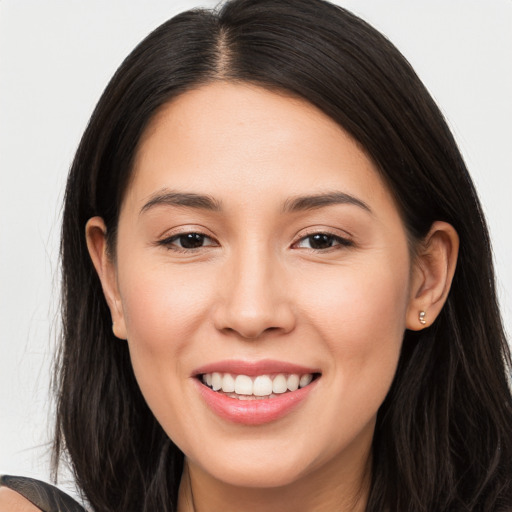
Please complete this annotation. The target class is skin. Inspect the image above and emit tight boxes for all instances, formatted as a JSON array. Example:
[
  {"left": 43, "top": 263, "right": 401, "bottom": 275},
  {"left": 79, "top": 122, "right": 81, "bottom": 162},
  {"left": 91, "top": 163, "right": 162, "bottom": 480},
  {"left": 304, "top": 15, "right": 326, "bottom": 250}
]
[
  {"left": 0, "top": 487, "right": 40, "bottom": 512},
  {"left": 86, "top": 82, "right": 458, "bottom": 512}
]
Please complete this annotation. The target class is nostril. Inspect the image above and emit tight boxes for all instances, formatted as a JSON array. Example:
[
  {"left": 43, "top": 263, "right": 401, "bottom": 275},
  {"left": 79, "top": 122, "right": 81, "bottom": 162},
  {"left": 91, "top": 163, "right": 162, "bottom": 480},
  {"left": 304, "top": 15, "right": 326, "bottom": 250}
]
[{"left": 212, "top": 288, "right": 296, "bottom": 339}]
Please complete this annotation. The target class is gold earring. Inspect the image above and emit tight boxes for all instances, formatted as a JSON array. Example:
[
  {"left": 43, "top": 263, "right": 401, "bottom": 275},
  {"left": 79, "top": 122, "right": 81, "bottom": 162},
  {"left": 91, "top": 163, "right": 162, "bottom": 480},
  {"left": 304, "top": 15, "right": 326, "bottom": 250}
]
[{"left": 419, "top": 311, "right": 426, "bottom": 325}]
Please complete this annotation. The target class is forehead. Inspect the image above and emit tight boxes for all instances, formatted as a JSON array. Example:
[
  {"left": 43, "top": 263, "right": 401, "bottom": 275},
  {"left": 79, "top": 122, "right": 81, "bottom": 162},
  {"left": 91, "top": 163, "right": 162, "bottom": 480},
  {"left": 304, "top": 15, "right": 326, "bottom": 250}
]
[{"left": 126, "top": 81, "right": 393, "bottom": 216}]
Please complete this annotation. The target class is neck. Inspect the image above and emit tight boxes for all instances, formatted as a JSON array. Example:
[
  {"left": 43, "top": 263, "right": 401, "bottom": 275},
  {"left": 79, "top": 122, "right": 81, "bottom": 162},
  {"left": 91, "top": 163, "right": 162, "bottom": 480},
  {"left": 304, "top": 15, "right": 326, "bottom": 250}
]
[{"left": 177, "top": 447, "right": 371, "bottom": 512}]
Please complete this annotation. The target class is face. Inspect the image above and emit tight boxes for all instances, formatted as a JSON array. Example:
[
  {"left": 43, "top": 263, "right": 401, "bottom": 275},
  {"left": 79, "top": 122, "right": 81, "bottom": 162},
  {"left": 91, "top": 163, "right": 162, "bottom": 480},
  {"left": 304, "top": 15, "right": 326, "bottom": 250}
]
[{"left": 97, "top": 82, "right": 418, "bottom": 492}]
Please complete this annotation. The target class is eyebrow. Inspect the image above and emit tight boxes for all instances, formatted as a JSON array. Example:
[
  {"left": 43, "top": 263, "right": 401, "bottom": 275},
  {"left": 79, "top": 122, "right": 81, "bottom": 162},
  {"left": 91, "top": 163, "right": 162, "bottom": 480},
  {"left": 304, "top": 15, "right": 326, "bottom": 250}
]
[
  {"left": 140, "top": 190, "right": 222, "bottom": 214},
  {"left": 282, "top": 192, "right": 371, "bottom": 214},
  {"left": 139, "top": 189, "right": 371, "bottom": 215}
]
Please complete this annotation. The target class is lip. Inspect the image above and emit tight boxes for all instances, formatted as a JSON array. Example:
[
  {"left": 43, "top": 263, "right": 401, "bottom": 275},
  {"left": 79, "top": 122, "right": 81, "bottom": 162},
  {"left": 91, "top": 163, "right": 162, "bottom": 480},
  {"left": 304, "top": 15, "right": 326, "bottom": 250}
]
[
  {"left": 192, "top": 359, "right": 320, "bottom": 425},
  {"left": 192, "top": 359, "right": 320, "bottom": 377}
]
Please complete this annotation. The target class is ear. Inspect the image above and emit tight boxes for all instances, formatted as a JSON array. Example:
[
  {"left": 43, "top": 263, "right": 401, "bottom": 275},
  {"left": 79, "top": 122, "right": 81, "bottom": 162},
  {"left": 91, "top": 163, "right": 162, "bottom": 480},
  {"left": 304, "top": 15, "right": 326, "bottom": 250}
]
[
  {"left": 406, "top": 221, "right": 459, "bottom": 330},
  {"left": 85, "top": 216, "right": 127, "bottom": 340}
]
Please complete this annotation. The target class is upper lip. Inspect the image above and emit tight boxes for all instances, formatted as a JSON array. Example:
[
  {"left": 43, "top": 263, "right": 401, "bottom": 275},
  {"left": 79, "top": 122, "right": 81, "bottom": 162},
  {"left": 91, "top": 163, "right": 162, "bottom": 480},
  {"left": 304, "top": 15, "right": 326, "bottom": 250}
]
[{"left": 192, "top": 359, "right": 321, "bottom": 377}]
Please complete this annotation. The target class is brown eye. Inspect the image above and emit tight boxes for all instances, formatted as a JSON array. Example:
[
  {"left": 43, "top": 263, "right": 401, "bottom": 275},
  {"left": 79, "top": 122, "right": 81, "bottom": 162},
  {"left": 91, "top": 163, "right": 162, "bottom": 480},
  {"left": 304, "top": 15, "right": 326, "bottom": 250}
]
[
  {"left": 295, "top": 233, "right": 352, "bottom": 250},
  {"left": 308, "top": 234, "right": 335, "bottom": 249},
  {"left": 160, "top": 232, "right": 216, "bottom": 251},
  {"left": 176, "top": 233, "right": 207, "bottom": 249}
]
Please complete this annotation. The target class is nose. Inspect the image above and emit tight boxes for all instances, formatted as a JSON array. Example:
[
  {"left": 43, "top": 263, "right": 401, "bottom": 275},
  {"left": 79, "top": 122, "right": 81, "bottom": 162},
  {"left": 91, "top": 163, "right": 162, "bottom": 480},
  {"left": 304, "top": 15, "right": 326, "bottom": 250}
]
[{"left": 212, "top": 246, "right": 296, "bottom": 340}]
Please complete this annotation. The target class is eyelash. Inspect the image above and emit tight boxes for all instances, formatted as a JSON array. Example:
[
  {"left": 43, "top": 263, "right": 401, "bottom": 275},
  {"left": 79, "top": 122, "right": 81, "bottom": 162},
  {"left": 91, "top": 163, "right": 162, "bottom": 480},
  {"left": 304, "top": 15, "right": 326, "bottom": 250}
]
[
  {"left": 157, "top": 232, "right": 218, "bottom": 253},
  {"left": 293, "top": 231, "right": 353, "bottom": 251},
  {"left": 157, "top": 230, "right": 353, "bottom": 253}
]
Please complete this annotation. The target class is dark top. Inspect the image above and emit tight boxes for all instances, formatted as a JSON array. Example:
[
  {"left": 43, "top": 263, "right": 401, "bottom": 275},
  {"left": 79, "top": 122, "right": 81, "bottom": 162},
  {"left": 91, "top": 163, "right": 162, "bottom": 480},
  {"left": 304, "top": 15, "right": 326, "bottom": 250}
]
[{"left": 0, "top": 475, "right": 86, "bottom": 512}]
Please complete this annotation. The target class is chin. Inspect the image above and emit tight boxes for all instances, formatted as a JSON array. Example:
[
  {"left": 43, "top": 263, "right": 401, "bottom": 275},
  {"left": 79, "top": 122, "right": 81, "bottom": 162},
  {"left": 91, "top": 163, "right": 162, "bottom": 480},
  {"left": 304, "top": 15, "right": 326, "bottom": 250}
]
[
  {"left": 201, "top": 459, "right": 310, "bottom": 489},
  {"left": 186, "top": 435, "right": 329, "bottom": 490}
]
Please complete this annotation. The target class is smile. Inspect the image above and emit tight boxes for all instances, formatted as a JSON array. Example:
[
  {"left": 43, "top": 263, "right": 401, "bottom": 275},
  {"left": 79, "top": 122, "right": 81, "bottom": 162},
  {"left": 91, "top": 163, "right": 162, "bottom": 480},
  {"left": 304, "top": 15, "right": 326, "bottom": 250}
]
[
  {"left": 200, "top": 372, "right": 315, "bottom": 399},
  {"left": 193, "top": 360, "right": 321, "bottom": 425}
]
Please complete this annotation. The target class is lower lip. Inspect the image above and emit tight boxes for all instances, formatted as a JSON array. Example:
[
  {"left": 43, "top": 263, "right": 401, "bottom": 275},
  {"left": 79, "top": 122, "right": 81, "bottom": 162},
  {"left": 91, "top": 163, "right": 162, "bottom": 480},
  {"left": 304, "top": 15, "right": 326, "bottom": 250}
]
[{"left": 194, "top": 378, "right": 319, "bottom": 425}]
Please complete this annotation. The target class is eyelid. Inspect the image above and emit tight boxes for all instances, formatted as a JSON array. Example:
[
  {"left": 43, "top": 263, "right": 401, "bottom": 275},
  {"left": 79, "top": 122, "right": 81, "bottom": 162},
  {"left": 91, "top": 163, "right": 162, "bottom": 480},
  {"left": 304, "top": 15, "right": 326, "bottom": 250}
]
[
  {"left": 153, "top": 225, "right": 354, "bottom": 252},
  {"left": 291, "top": 227, "right": 354, "bottom": 250},
  {"left": 155, "top": 225, "right": 219, "bottom": 252}
]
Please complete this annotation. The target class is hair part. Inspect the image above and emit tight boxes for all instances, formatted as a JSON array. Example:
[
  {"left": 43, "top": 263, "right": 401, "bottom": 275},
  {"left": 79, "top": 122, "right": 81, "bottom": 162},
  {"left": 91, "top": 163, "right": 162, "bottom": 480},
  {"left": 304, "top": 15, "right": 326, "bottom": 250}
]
[{"left": 55, "top": 1, "right": 512, "bottom": 511}]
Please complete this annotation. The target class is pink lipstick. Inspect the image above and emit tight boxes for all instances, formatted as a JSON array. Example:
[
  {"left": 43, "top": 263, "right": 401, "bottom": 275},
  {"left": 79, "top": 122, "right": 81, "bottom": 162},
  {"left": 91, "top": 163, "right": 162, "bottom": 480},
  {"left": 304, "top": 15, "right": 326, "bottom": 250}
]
[{"left": 192, "top": 359, "right": 320, "bottom": 425}]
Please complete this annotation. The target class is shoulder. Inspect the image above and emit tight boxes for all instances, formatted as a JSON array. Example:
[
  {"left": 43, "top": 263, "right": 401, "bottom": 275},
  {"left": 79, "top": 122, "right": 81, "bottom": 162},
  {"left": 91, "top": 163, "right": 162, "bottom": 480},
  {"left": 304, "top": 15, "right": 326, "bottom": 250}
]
[
  {"left": 0, "top": 486, "right": 41, "bottom": 511},
  {"left": 0, "top": 475, "right": 86, "bottom": 512}
]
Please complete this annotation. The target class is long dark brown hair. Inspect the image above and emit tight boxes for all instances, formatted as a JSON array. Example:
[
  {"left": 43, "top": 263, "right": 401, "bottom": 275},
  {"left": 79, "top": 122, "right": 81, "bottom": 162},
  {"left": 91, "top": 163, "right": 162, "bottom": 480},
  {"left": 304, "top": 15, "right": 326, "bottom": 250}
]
[{"left": 54, "top": 0, "right": 512, "bottom": 510}]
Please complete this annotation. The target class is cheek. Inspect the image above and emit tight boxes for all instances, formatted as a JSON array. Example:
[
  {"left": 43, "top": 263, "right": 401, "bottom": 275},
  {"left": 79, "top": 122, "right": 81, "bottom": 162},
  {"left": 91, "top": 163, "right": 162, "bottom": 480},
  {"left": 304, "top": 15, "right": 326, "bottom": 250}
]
[
  {"left": 295, "top": 255, "right": 410, "bottom": 400},
  {"left": 120, "top": 262, "right": 207, "bottom": 342},
  {"left": 115, "top": 260, "right": 216, "bottom": 401},
  {"left": 299, "top": 254, "right": 409, "bottom": 333},
  {"left": 115, "top": 263, "right": 221, "bottom": 442}
]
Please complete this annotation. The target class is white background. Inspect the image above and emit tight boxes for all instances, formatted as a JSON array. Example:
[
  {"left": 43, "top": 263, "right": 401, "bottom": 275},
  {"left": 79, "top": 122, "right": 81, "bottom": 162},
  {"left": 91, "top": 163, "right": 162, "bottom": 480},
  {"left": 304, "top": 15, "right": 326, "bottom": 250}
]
[{"left": 1, "top": 0, "right": 511, "bottom": 492}]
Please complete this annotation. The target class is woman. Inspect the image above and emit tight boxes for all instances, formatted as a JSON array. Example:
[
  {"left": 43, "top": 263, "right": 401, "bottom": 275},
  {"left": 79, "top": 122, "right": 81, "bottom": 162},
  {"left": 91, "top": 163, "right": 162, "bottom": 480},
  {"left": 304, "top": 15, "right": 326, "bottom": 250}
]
[{"left": 1, "top": 0, "right": 511, "bottom": 510}]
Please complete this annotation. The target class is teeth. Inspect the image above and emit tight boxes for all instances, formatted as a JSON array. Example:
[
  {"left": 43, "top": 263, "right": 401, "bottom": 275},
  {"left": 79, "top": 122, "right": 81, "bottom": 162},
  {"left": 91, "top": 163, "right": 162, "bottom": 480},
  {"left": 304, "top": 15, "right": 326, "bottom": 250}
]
[
  {"left": 212, "top": 372, "right": 222, "bottom": 391},
  {"left": 253, "top": 375, "right": 273, "bottom": 396},
  {"left": 287, "top": 374, "right": 299, "bottom": 391},
  {"left": 272, "top": 374, "right": 287, "bottom": 394},
  {"left": 201, "top": 371, "right": 316, "bottom": 397},
  {"left": 299, "top": 374, "right": 313, "bottom": 388},
  {"left": 234, "top": 375, "right": 253, "bottom": 395},
  {"left": 222, "top": 374, "right": 235, "bottom": 393}
]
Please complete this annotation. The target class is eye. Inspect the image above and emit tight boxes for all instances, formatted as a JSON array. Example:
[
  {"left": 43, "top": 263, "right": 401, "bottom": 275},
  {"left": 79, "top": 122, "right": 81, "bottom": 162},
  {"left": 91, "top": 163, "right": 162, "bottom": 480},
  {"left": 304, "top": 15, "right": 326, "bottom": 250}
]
[
  {"left": 159, "top": 232, "right": 217, "bottom": 251},
  {"left": 294, "top": 232, "right": 353, "bottom": 250}
]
